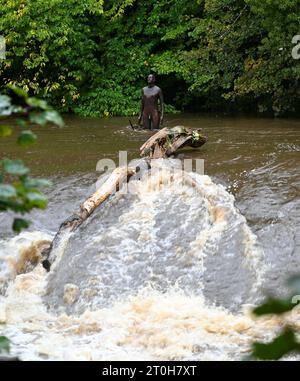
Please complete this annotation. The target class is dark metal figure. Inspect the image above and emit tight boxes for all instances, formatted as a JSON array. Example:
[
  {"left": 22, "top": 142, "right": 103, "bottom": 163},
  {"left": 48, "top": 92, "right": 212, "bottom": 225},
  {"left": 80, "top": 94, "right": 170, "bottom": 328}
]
[{"left": 138, "top": 74, "right": 164, "bottom": 130}]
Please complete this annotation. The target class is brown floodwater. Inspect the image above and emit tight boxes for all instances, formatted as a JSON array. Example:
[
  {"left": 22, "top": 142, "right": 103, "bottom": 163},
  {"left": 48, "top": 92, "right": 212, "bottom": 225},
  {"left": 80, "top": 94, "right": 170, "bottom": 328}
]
[
  {"left": 0, "top": 113, "right": 299, "bottom": 360},
  {"left": 0, "top": 114, "right": 298, "bottom": 179}
]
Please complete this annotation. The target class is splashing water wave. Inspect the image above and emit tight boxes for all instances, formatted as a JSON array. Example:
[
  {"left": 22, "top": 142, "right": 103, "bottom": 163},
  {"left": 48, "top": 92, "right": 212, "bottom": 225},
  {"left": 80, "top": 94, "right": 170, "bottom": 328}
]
[{"left": 1, "top": 160, "right": 290, "bottom": 360}]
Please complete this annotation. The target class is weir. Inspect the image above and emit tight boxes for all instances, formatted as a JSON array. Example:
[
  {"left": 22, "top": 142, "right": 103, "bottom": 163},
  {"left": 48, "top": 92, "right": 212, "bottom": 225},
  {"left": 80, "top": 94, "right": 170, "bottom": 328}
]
[
  {"left": 1, "top": 118, "right": 299, "bottom": 361},
  {"left": 38, "top": 128, "right": 264, "bottom": 314}
]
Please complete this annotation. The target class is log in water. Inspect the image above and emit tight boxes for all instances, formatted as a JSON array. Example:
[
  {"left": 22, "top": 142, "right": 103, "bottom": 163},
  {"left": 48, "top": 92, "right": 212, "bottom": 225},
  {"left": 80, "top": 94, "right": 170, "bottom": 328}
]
[
  {"left": 42, "top": 166, "right": 136, "bottom": 270},
  {"left": 0, "top": 115, "right": 299, "bottom": 360}
]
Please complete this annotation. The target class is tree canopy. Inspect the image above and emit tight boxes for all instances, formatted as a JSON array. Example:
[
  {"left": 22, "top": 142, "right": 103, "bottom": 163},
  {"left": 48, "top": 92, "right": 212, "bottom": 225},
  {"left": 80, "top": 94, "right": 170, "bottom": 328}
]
[{"left": 1, "top": 0, "right": 300, "bottom": 116}]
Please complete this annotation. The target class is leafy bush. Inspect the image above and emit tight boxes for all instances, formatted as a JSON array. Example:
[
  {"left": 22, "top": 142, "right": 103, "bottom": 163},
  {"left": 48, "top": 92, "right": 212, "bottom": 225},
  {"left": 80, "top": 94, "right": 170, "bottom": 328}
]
[
  {"left": 0, "top": 86, "right": 64, "bottom": 232},
  {"left": 0, "top": 336, "right": 10, "bottom": 354},
  {"left": 1, "top": 0, "right": 299, "bottom": 115},
  {"left": 251, "top": 274, "right": 300, "bottom": 360}
]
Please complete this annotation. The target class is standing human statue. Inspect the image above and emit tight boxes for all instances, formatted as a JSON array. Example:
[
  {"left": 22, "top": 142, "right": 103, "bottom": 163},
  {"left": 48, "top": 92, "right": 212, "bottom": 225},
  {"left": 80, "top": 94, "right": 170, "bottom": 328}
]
[{"left": 138, "top": 74, "right": 164, "bottom": 130}]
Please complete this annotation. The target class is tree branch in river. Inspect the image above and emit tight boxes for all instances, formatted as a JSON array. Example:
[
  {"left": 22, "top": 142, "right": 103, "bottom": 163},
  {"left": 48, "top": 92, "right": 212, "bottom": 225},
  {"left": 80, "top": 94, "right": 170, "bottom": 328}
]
[
  {"left": 42, "top": 166, "right": 136, "bottom": 270},
  {"left": 140, "top": 126, "right": 207, "bottom": 159},
  {"left": 42, "top": 126, "right": 206, "bottom": 270}
]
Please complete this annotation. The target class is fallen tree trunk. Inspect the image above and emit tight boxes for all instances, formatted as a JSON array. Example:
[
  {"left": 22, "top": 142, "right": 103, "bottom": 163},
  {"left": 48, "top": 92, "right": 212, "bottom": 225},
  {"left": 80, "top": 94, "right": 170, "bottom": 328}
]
[
  {"left": 80, "top": 167, "right": 135, "bottom": 219},
  {"left": 42, "top": 166, "right": 135, "bottom": 270},
  {"left": 42, "top": 125, "right": 206, "bottom": 271},
  {"left": 140, "top": 126, "right": 207, "bottom": 159}
]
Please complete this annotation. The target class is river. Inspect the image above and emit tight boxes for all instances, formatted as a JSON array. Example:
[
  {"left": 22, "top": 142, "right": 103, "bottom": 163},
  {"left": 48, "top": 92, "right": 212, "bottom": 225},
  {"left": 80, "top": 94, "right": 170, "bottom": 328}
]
[{"left": 0, "top": 114, "right": 299, "bottom": 360}]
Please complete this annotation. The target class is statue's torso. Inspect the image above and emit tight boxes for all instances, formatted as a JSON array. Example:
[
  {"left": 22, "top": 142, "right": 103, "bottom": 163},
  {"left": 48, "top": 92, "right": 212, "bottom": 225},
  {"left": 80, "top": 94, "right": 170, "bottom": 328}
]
[{"left": 142, "top": 86, "right": 161, "bottom": 111}]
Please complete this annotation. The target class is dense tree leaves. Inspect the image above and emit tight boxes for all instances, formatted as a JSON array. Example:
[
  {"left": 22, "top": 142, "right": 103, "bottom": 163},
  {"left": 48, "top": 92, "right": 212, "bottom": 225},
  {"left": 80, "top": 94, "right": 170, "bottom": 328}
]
[
  {"left": 0, "top": 0, "right": 103, "bottom": 112},
  {"left": 1, "top": 0, "right": 299, "bottom": 115}
]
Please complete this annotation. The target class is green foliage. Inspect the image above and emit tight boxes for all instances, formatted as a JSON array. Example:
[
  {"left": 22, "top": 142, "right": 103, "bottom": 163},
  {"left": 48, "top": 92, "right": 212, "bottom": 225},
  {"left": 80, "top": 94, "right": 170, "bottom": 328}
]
[
  {"left": 0, "top": 336, "right": 10, "bottom": 354},
  {"left": 251, "top": 274, "right": 300, "bottom": 360},
  {"left": 0, "top": 0, "right": 103, "bottom": 110},
  {"left": 12, "top": 218, "right": 31, "bottom": 233},
  {"left": 1, "top": 158, "right": 29, "bottom": 176},
  {"left": 252, "top": 328, "right": 300, "bottom": 360},
  {"left": 73, "top": 85, "right": 139, "bottom": 117},
  {"left": 0, "top": 125, "right": 12, "bottom": 137},
  {"left": 253, "top": 297, "right": 297, "bottom": 316},
  {"left": 0, "top": 0, "right": 300, "bottom": 115},
  {"left": 0, "top": 87, "right": 63, "bottom": 232},
  {"left": 17, "top": 130, "right": 37, "bottom": 146}
]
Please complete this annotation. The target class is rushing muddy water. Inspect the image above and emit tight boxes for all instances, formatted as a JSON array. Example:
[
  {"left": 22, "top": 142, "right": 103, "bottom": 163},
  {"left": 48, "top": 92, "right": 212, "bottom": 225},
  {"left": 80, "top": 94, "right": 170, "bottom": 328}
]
[{"left": 0, "top": 114, "right": 299, "bottom": 360}]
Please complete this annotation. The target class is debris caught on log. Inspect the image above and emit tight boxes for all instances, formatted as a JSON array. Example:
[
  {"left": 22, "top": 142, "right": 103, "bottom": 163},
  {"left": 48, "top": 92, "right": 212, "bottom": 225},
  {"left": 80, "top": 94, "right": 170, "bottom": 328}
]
[
  {"left": 42, "top": 125, "right": 206, "bottom": 270},
  {"left": 140, "top": 126, "right": 207, "bottom": 159}
]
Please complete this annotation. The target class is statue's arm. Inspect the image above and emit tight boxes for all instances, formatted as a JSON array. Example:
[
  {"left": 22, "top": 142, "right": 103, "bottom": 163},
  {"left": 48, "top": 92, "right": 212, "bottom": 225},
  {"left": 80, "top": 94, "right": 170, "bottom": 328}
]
[
  {"left": 138, "top": 90, "right": 144, "bottom": 124},
  {"left": 159, "top": 89, "right": 164, "bottom": 123}
]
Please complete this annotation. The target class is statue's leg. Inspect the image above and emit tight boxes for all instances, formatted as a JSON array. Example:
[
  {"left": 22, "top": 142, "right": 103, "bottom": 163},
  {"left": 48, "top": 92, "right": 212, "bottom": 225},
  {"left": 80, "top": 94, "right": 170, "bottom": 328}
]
[
  {"left": 151, "top": 109, "right": 160, "bottom": 130},
  {"left": 142, "top": 113, "right": 150, "bottom": 129}
]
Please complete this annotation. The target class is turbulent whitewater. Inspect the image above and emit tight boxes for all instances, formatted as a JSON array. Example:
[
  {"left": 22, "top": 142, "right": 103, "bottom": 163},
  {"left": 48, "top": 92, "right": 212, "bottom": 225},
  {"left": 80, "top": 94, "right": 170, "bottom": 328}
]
[{"left": 0, "top": 159, "right": 297, "bottom": 360}]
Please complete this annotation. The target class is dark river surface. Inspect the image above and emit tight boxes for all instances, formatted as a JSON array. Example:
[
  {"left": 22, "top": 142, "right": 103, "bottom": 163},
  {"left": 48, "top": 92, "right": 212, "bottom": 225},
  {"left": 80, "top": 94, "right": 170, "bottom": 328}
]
[{"left": 0, "top": 114, "right": 299, "bottom": 360}]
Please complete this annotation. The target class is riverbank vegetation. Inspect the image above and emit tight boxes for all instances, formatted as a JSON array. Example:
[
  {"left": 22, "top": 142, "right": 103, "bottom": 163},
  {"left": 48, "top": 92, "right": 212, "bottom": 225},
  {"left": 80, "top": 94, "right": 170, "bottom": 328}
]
[
  {"left": 1, "top": 0, "right": 300, "bottom": 361},
  {"left": 1, "top": 0, "right": 299, "bottom": 117},
  {"left": 0, "top": 87, "right": 64, "bottom": 232}
]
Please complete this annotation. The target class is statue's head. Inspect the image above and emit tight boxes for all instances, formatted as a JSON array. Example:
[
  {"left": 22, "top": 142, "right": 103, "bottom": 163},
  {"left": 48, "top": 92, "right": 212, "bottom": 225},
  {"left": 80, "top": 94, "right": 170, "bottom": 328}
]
[{"left": 147, "top": 74, "right": 156, "bottom": 86}]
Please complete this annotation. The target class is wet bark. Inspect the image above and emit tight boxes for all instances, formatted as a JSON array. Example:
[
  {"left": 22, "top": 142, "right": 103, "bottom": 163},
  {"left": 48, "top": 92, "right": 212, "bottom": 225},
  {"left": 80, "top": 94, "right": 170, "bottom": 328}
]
[
  {"left": 42, "top": 126, "right": 206, "bottom": 270},
  {"left": 42, "top": 167, "right": 135, "bottom": 270},
  {"left": 140, "top": 126, "right": 207, "bottom": 159}
]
